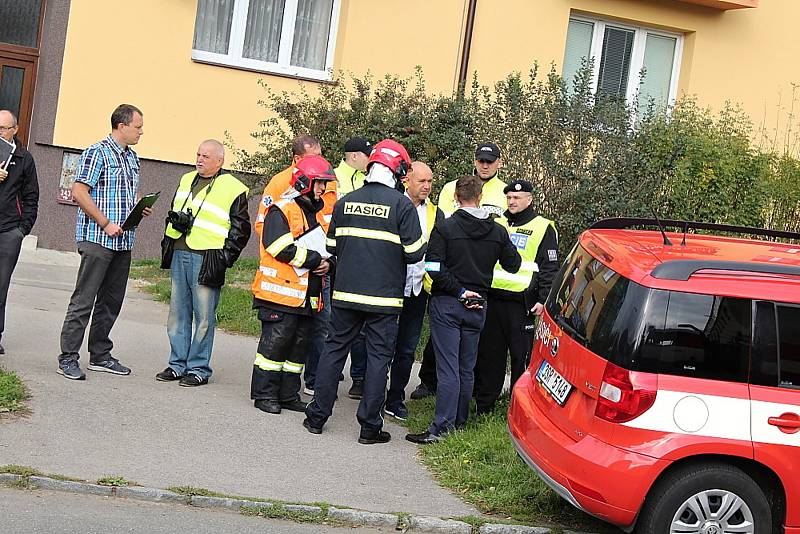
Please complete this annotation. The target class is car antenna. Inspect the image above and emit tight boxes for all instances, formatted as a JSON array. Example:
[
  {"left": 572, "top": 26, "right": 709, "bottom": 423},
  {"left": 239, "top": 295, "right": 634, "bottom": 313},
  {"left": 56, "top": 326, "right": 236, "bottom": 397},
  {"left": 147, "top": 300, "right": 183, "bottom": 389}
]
[
  {"left": 680, "top": 220, "right": 688, "bottom": 246},
  {"left": 651, "top": 209, "right": 673, "bottom": 246}
]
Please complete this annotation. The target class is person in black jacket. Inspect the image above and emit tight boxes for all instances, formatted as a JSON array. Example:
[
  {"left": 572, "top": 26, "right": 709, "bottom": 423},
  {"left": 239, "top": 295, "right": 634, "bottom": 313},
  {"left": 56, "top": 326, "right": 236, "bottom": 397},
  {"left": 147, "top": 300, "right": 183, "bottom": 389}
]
[
  {"left": 304, "top": 139, "right": 426, "bottom": 445},
  {"left": 0, "top": 110, "right": 39, "bottom": 355},
  {"left": 156, "top": 140, "right": 250, "bottom": 387},
  {"left": 406, "top": 175, "right": 520, "bottom": 444}
]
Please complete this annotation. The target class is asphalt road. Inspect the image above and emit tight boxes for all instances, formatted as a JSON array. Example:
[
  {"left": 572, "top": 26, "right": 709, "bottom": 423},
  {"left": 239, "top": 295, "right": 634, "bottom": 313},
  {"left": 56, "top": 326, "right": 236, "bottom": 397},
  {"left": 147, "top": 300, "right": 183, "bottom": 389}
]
[
  {"left": 0, "top": 247, "right": 475, "bottom": 517},
  {"left": 0, "top": 486, "right": 386, "bottom": 534}
]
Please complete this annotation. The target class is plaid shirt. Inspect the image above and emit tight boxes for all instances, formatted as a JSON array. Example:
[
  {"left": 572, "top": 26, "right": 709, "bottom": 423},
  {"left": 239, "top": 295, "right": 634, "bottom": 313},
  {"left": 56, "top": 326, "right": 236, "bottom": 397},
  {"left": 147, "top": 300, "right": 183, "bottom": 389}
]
[{"left": 74, "top": 135, "right": 140, "bottom": 251}]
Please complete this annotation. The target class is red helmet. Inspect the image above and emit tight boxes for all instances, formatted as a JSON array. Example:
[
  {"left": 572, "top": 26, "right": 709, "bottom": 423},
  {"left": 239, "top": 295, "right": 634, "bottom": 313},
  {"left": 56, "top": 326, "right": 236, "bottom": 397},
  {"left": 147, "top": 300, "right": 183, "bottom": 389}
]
[
  {"left": 291, "top": 155, "right": 336, "bottom": 195},
  {"left": 367, "top": 139, "right": 411, "bottom": 178}
]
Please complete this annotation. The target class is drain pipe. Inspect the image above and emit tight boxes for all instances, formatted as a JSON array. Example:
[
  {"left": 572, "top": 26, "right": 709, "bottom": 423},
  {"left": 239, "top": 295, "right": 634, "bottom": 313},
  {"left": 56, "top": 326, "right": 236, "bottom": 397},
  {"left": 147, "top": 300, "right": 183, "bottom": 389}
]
[{"left": 457, "top": 0, "right": 478, "bottom": 91}]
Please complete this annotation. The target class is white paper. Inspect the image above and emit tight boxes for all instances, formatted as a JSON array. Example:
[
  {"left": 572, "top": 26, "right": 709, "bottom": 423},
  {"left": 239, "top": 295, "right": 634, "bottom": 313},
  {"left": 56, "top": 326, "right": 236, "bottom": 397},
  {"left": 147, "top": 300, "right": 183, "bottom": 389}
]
[{"left": 293, "top": 225, "right": 331, "bottom": 276}]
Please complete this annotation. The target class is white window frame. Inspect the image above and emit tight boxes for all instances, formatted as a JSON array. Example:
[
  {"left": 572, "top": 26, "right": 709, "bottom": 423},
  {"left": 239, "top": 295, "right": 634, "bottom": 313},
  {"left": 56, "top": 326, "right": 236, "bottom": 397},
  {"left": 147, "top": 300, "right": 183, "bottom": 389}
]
[
  {"left": 191, "top": 0, "right": 341, "bottom": 81},
  {"left": 569, "top": 14, "right": 683, "bottom": 107}
]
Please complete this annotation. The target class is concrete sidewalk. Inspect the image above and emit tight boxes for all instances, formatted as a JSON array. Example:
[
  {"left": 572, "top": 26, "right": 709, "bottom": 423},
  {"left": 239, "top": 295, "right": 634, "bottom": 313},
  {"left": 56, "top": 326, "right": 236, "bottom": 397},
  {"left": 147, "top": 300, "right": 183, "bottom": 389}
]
[{"left": 0, "top": 247, "right": 475, "bottom": 518}]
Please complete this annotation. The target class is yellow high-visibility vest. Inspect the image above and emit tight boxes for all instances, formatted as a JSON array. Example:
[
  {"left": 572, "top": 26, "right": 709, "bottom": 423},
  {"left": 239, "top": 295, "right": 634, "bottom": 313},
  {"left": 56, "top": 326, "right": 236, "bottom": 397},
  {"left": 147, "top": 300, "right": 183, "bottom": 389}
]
[
  {"left": 165, "top": 171, "right": 248, "bottom": 250},
  {"left": 491, "top": 215, "right": 555, "bottom": 292}
]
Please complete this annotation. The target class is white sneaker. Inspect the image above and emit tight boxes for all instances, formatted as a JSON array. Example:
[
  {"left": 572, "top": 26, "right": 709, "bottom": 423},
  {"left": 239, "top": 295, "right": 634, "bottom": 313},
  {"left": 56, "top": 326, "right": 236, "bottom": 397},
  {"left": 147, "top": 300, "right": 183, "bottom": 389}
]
[{"left": 303, "top": 386, "right": 315, "bottom": 396}]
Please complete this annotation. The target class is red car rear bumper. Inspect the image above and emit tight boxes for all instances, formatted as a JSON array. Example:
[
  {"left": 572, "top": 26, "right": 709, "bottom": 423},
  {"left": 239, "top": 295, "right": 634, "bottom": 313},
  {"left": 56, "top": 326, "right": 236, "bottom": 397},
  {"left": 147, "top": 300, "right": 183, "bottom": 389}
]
[{"left": 508, "top": 371, "right": 670, "bottom": 529}]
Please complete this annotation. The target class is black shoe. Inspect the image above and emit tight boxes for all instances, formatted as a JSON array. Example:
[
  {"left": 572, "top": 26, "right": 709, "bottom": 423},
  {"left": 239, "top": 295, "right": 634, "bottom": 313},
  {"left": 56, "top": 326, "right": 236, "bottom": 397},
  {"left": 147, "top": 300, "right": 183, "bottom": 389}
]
[
  {"left": 410, "top": 383, "right": 434, "bottom": 400},
  {"left": 358, "top": 429, "right": 391, "bottom": 445},
  {"left": 0, "top": 342, "right": 4, "bottom": 355},
  {"left": 385, "top": 403, "right": 409, "bottom": 421},
  {"left": 87, "top": 357, "right": 131, "bottom": 375},
  {"left": 348, "top": 379, "right": 364, "bottom": 400},
  {"left": 255, "top": 399, "right": 282, "bottom": 414},
  {"left": 57, "top": 359, "right": 86, "bottom": 381},
  {"left": 405, "top": 431, "right": 441, "bottom": 445},
  {"left": 281, "top": 400, "right": 308, "bottom": 412},
  {"left": 155, "top": 367, "right": 183, "bottom": 382},
  {"left": 303, "top": 418, "right": 322, "bottom": 435},
  {"left": 179, "top": 373, "right": 208, "bottom": 387},
  {"left": 476, "top": 404, "right": 495, "bottom": 416}
]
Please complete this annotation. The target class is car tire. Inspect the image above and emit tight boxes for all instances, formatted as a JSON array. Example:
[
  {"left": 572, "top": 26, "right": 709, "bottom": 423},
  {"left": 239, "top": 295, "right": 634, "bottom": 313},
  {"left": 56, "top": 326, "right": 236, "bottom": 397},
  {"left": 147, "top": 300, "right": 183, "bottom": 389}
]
[{"left": 635, "top": 462, "right": 772, "bottom": 534}]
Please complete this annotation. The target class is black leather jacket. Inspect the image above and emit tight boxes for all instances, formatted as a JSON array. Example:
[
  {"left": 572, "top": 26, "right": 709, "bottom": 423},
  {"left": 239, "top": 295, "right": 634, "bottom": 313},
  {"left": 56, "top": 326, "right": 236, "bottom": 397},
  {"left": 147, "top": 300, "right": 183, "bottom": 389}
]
[
  {"left": 0, "top": 142, "right": 39, "bottom": 235},
  {"left": 161, "top": 192, "right": 251, "bottom": 287}
]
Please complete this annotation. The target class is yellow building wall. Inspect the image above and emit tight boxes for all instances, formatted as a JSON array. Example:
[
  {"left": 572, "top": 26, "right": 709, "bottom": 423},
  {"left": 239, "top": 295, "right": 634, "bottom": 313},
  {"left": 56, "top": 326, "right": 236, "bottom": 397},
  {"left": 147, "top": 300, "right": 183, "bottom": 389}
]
[
  {"left": 52, "top": 0, "right": 466, "bottom": 165},
  {"left": 53, "top": 0, "right": 800, "bottom": 165},
  {"left": 466, "top": 0, "right": 800, "bottom": 139}
]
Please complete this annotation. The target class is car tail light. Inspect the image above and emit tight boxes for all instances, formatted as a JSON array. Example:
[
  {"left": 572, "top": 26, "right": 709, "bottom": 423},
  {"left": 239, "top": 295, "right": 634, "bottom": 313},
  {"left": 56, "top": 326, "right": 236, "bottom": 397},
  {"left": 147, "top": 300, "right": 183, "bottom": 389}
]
[{"left": 594, "top": 361, "right": 657, "bottom": 423}]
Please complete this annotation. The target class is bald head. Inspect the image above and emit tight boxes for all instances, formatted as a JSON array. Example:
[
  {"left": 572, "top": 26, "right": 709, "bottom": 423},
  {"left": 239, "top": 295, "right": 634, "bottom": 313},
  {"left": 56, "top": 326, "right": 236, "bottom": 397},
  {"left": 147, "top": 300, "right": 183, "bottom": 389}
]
[
  {"left": 404, "top": 161, "right": 434, "bottom": 206},
  {"left": 196, "top": 139, "right": 225, "bottom": 177},
  {"left": 0, "top": 110, "right": 18, "bottom": 143}
]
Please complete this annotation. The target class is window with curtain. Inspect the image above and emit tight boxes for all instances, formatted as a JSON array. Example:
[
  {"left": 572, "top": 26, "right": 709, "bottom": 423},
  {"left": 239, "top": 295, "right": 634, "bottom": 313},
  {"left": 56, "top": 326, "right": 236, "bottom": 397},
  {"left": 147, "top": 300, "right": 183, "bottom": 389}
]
[
  {"left": 562, "top": 15, "right": 681, "bottom": 111},
  {"left": 192, "top": 0, "right": 340, "bottom": 80}
]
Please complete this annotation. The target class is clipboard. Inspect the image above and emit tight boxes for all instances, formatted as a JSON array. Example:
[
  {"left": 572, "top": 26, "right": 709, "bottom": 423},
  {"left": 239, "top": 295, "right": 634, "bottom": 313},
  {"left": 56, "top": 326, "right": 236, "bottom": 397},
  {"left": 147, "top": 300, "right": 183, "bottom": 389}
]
[
  {"left": 122, "top": 191, "right": 161, "bottom": 231},
  {"left": 0, "top": 137, "right": 14, "bottom": 170}
]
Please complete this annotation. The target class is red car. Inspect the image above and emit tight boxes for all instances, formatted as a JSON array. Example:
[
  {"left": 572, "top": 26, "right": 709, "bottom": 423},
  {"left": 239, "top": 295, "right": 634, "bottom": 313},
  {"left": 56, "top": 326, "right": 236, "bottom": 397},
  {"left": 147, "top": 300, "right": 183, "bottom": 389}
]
[{"left": 508, "top": 218, "right": 800, "bottom": 534}]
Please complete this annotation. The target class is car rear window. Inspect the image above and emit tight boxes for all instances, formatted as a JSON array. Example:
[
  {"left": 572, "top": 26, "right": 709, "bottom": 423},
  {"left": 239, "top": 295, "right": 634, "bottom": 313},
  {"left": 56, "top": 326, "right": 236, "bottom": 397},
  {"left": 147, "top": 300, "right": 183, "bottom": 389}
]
[
  {"left": 547, "top": 244, "right": 751, "bottom": 382},
  {"left": 752, "top": 300, "right": 800, "bottom": 389}
]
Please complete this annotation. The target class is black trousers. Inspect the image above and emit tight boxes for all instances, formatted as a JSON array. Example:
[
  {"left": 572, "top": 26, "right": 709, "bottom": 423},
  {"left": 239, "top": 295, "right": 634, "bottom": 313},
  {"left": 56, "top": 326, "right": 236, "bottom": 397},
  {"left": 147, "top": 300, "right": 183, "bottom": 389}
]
[
  {"left": 473, "top": 296, "right": 534, "bottom": 411},
  {"left": 417, "top": 337, "right": 437, "bottom": 391},
  {"left": 306, "top": 306, "right": 399, "bottom": 431},
  {"left": 0, "top": 227, "right": 24, "bottom": 342},
  {"left": 59, "top": 241, "right": 131, "bottom": 363},
  {"left": 250, "top": 309, "right": 311, "bottom": 403}
]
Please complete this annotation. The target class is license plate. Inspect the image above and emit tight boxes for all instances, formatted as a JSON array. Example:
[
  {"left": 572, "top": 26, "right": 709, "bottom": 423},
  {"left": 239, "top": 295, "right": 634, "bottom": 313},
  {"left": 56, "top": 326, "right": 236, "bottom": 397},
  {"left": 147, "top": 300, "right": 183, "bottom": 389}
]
[{"left": 536, "top": 360, "right": 573, "bottom": 406}]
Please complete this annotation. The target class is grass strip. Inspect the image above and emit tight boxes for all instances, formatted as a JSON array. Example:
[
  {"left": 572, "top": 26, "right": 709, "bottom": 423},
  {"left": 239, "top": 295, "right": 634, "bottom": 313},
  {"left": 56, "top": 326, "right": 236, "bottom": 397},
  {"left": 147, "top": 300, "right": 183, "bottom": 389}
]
[
  {"left": 0, "top": 368, "right": 30, "bottom": 414},
  {"left": 400, "top": 397, "right": 614, "bottom": 532}
]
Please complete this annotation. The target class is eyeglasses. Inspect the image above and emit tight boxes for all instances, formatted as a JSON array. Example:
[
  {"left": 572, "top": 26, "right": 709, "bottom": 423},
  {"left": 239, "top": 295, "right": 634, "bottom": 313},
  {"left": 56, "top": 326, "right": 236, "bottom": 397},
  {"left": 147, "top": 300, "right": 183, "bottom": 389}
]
[{"left": 0, "top": 125, "right": 17, "bottom": 131}]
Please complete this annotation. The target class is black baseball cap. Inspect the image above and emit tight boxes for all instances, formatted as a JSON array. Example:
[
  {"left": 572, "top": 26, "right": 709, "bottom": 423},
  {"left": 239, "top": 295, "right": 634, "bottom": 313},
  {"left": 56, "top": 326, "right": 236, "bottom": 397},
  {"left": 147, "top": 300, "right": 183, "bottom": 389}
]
[
  {"left": 344, "top": 137, "right": 373, "bottom": 157},
  {"left": 503, "top": 179, "right": 534, "bottom": 194},
  {"left": 475, "top": 142, "right": 501, "bottom": 162}
]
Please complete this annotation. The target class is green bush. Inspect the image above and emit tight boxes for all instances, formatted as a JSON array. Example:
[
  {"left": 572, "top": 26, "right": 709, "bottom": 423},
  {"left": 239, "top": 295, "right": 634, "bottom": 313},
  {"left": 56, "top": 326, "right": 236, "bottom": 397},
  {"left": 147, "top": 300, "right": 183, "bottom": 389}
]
[{"left": 231, "top": 63, "right": 800, "bottom": 253}]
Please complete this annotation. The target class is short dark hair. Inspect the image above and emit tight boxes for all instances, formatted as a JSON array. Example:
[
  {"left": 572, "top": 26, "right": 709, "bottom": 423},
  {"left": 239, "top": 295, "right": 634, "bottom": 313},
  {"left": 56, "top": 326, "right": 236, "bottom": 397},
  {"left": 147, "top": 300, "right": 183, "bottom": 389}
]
[
  {"left": 455, "top": 175, "right": 483, "bottom": 203},
  {"left": 291, "top": 135, "right": 320, "bottom": 157},
  {"left": 111, "top": 104, "right": 142, "bottom": 130}
]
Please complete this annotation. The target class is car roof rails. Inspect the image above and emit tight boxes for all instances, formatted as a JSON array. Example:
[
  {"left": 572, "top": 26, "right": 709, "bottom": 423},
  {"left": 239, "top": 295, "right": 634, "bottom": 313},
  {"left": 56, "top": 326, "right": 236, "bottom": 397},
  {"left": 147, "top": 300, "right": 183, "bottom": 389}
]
[
  {"left": 590, "top": 217, "right": 800, "bottom": 241},
  {"left": 651, "top": 260, "right": 800, "bottom": 281}
]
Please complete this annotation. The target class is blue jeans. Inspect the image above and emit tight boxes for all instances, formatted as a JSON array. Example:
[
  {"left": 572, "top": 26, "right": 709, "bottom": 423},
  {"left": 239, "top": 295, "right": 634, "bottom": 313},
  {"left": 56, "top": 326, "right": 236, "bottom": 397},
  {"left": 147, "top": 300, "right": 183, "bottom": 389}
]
[
  {"left": 303, "top": 274, "right": 331, "bottom": 389},
  {"left": 167, "top": 250, "right": 221, "bottom": 379},
  {"left": 428, "top": 295, "right": 486, "bottom": 436},
  {"left": 386, "top": 291, "right": 428, "bottom": 408}
]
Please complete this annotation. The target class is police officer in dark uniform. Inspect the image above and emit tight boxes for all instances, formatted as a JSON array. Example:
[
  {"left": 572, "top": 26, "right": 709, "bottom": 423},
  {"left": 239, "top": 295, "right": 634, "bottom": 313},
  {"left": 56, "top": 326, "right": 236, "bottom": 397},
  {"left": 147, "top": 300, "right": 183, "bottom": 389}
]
[
  {"left": 304, "top": 139, "right": 426, "bottom": 445},
  {"left": 473, "top": 179, "right": 558, "bottom": 414}
]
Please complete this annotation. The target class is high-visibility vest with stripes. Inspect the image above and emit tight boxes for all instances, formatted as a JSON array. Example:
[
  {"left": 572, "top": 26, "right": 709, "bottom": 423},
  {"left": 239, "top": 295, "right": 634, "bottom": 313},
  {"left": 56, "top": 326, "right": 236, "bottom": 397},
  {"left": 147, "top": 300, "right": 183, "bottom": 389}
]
[
  {"left": 318, "top": 180, "right": 338, "bottom": 233},
  {"left": 165, "top": 171, "right": 248, "bottom": 249},
  {"left": 438, "top": 176, "right": 507, "bottom": 218},
  {"left": 251, "top": 198, "right": 322, "bottom": 311},
  {"left": 422, "top": 200, "right": 438, "bottom": 294},
  {"left": 491, "top": 215, "right": 555, "bottom": 292}
]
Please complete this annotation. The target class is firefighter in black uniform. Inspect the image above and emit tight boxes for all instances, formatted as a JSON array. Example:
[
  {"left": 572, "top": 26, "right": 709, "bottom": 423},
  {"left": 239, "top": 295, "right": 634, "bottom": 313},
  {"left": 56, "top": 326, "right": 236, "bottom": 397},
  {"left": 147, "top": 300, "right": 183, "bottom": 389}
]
[{"left": 304, "top": 139, "right": 426, "bottom": 445}]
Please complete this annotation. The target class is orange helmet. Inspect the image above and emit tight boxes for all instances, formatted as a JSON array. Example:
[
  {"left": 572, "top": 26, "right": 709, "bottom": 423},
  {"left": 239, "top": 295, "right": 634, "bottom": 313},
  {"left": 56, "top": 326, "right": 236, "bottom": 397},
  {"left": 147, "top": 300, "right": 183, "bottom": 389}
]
[
  {"left": 291, "top": 155, "right": 336, "bottom": 195},
  {"left": 367, "top": 139, "right": 411, "bottom": 179}
]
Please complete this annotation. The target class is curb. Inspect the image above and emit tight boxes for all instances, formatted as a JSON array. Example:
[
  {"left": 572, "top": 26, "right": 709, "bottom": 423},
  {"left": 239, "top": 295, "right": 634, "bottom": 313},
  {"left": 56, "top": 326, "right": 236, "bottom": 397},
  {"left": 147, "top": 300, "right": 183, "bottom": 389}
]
[{"left": 1, "top": 474, "right": 587, "bottom": 534}]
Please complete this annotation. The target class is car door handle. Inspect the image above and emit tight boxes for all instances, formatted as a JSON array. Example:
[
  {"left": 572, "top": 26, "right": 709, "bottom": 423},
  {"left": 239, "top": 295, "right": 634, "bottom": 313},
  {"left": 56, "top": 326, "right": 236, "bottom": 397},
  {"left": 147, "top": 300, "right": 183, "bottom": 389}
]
[{"left": 767, "top": 412, "right": 800, "bottom": 433}]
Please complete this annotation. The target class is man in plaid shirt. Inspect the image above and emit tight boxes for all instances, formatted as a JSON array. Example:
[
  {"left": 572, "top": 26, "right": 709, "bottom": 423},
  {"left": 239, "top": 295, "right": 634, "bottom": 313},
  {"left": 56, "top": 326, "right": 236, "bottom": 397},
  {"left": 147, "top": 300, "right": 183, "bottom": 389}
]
[{"left": 57, "top": 104, "right": 151, "bottom": 380}]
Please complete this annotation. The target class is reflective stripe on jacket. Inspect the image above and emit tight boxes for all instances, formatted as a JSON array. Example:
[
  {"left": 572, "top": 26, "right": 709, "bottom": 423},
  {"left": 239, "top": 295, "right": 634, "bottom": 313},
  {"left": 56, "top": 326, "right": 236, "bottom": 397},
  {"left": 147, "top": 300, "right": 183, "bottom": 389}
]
[
  {"left": 252, "top": 198, "right": 322, "bottom": 311},
  {"left": 327, "top": 182, "right": 426, "bottom": 314}
]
